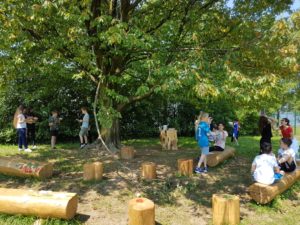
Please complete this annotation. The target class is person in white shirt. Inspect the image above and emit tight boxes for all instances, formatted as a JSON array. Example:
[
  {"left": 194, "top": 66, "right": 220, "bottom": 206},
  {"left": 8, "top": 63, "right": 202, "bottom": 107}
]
[
  {"left": 13, "top": 106, "right": 32, "bottom": 152},
  {"left": 278, "top": 138, "right": 297, "bottom": 172},
  {"left": 209, "top": 123, "right": 228, "bottom": 152},
  {"left": 251, "top": 142, "right": 282, "bottom": 185}
]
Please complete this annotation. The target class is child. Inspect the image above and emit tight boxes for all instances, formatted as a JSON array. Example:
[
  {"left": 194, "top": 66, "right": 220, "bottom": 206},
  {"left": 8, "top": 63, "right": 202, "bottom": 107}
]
[
  {"left": 13, "top": 106, "right": 32, "bottom": 152},
  {"left": 251, "top": 142, "right": 282, "bottom": 185},
  {"left": 209, "top": 123, "right": 228, "bottom": 152},
  {"left": 77, "top": 107, "right": 90, "bottom": 149},
  {"left": 231, "top": 120, "right": 240, "bottom": 145},
  {"left": 195, "top": 112, "right": 213, "bottom": 173},
  {"left": 25, "top": 107, "right": 38, "bottom": 149},
  {"left": 48, "top": 110, "right": 62, "bottom": 149},
  {"left": 277, "top": 138, "right": 296, "bottom": 173}
]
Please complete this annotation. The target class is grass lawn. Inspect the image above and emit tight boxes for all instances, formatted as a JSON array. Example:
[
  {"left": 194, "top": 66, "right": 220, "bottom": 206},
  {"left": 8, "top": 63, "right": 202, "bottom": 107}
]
[{"left": 0, "top": 136, "right": 299, "bottom": 225}]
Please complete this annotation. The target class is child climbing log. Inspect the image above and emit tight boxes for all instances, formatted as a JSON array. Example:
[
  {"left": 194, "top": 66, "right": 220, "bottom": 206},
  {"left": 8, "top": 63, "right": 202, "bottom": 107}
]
[
  {"left": 0, "top": 188, "right": 78, "bottom": 219},
  {"left": 0, "top": 157, "right": 53, "bottom": 179},
  {"left": 248, "top": 169, "right": 300, "bottom": 204},
  {"left": 207, "top": 147, "right": 236, "bottom": 167}
]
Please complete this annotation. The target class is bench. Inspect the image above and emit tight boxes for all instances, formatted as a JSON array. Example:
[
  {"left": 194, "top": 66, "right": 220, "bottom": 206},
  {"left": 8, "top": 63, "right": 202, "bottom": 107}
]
[{"left": 248, "top": 169, "right": 300, "bottom": 204}]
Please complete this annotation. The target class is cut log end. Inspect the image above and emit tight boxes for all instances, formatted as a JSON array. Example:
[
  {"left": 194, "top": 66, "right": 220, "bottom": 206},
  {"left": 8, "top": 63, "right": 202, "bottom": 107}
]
[{"left": 128, "top": 197, "right": 155, "bottom": 225}]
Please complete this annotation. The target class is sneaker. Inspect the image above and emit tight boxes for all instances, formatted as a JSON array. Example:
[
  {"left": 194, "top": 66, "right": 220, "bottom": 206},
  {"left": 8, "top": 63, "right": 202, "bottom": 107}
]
[
  {"left": 80, "top": 144, "right": 85, "bottom": 149},
  {"left": 32, "top": 145, "right": 37, "bottom": 149},
  {"left": 18, "top": 148, "right": 24, "bottom": 152},
  {"left": 24, "top": 148, "right": 32, "bottom": 153},
  {"left": 203, "top": 167, "right": 208, "bottom": 173},
  {"left": 195, "top": 167, "right": 203, "bottom": 174}
]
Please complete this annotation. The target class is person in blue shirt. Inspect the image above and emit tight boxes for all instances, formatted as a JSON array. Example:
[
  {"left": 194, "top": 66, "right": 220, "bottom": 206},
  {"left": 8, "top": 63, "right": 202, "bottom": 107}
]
[
  {"left": 195, "top": 112, "right": 213, "bottom": 173},
  {"left": 231, "top": 120, "right": 240, "bottom": 146}
]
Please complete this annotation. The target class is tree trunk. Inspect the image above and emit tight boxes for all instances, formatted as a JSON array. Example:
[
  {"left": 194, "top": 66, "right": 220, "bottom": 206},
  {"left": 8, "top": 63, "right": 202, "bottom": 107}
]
[{"left": 100, "top": 118, "right": 120, "bottom": 150}]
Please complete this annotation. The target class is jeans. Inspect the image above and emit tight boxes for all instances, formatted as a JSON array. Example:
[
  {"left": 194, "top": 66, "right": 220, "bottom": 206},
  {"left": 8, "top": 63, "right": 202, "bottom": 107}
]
[{"left": 17, "top": 128, "right": 28, "bottom": 149}]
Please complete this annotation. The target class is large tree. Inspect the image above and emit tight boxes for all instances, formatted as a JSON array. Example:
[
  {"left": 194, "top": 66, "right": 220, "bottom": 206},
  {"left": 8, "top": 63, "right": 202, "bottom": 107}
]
[{"left": 0, "top": 0, "right": 296, "bottom": 148}]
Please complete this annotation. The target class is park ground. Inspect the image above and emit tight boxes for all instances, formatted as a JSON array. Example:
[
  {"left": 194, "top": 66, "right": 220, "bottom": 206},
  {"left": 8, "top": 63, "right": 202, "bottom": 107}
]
[{"left": 0, "top": 135, "right": 299, "bottom": 225}]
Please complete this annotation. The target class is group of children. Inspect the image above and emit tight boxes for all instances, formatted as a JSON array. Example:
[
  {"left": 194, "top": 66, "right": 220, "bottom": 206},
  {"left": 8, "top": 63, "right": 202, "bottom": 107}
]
[
  {"left": 13, "top": 106, "right": 90, "bottom": 151},
  {"left": 194, "top": 112, "right": 229, "bottom": 173}
]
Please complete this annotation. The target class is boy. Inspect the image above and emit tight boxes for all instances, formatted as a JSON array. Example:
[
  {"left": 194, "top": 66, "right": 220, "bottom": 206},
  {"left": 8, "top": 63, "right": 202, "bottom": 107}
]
[
  {"left": 77, "top": 107, "right": 89, "bottom": 149},
  {"left": 48, "top": 110, "right": 62, "bottom": 149},
  {"left": 251, "top": 142, "right": 283, "bottom": 185}
]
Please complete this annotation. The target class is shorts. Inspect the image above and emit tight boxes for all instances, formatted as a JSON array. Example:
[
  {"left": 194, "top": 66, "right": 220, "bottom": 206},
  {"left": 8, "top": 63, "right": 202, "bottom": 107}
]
[
  {"left": 201, "top": 147, "right": 209, "bottom": 155},
  {"left": 50, "top": 130, "right": 58, "bottom": 137},
  {"left": 79, "top": 127, "right": 89, "bottom": 136},
  {"left": 274, "top": 173, "right": 283, "bottom": 182}
]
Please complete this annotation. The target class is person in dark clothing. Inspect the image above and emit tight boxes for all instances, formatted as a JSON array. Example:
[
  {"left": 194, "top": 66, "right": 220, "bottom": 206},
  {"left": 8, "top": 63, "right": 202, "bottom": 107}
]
[
  {"left": 25, "top": 107, "right": 38, "bottom": 149},
  {"left": 258, "top": 115, "right": 276, "bottom": 154}
]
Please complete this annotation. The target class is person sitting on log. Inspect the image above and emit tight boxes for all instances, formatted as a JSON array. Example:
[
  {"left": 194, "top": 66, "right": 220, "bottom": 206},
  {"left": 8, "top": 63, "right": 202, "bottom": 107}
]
[
  {"left": 277, "top": 138, "right": 297, "bottom": 173},
  {"left": 209, "top": 123, "right": 228, "bottom": 152},
  {"left": 251, "top": 142, "right": 283, "bottom": 185},
  {"left": 194, "top": 112, "right": 213, "bottom": 173}
]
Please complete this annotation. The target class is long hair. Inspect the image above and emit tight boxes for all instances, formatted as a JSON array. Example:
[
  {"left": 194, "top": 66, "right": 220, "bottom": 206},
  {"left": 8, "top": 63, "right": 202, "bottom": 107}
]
[
  {"left": 13, "top": 105, "right": 24, "bottom": 128},
  {"left": 258, "top": 116, "right": 269, "bottom": 134},
  {"left": 282, "top": 118, "right": 290, "bottom": 126}
]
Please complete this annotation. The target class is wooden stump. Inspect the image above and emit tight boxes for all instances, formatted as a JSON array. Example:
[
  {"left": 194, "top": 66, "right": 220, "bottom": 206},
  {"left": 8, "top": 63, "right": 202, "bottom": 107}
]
[
  {"left": 212, "top": 194, "right": 240, "bottom": 225},
  {"left": 160, "top": 130, "right": 168, "bottom": 150},
  {"left": 128, "top": 198, "right": 155, "bottom": 225},
  {"left": 141, "top": 162, "right": 157, "bottom": 180},
  {"left": 296, "top": 159, "right": 300, "bottom": 167},
  {"left": 0, "top": 188, "right": 78, "bottom": 219},
  {"left": 248, "top": 169, "right": 300, "bottom": 204},
  {"left": 207, "top": 147, "right": 235, "bottom": 167},
  {"left": 120, "top": 146, "right": 135, "bottom": 159},
  {"left": 178, "top": 159, "right": 193, "bottom": 176},
  {"left": 0, "top": 157, "right": 53, "bottom": 179},
  {"left": 83, "top": 162, "right": 103, "bottom": 181},
  {"left": 167, "top": 129, "right": 178, "bottom": 150}
]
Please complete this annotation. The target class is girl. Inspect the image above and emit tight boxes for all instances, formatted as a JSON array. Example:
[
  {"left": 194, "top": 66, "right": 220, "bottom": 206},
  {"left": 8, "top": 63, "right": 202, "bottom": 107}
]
[
  {"left": 195, "top": 112, "right": 212, "bottom": 173},
  {"left": 231, "top": 120, "right": 240, "bottom": 145},
  {"left": 209, "top": 123, "right": 228, "bottom": 152},
  {"left": 278, "top": 138, "right": 296, "bottom": 173},
  {"left": 49, "top": 110, "right": 62, "bottom": 149},
  {"left": 258, "top": 115, "right": 276, "bottom": 153},
  {"left": 13, "top": 106, "right": 32, "bottom": 152},
  {"left": 251, "top": 142, "right": 282, "bottom": 185},
  {"left": 278, "top": 118, "right": 299, "bottom": 157}
]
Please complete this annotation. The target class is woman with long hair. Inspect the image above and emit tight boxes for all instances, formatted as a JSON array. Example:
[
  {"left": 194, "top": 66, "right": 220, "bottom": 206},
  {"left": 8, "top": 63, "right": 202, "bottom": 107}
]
[{"left": 13, "top": 105, "right": 32, "bottom": 152}]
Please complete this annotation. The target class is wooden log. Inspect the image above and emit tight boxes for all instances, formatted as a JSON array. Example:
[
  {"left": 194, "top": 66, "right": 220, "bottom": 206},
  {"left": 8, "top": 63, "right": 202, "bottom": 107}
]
[
  {"left": 83, "top": 162, "right": 103, "bottom": 181},
  {"left": 0, "top": 188, "right": 78, "bottom": 219},
  {"left": 167, "top": 129, "right": 178, "bottom": 150},
  {"left": 160, "top": 130, "right": 167, "bottom": 150},
  {"left": 141, "top": 162, "right": 157, "bottom": 180},
  {"left": 0, "top": 157, "right": 53, "bottom": 179},
  {"left": 212, "top": 194, "right": 240, "bottom": 225},
  {"left": 296, "top": 159, "right": 300, "bottom": 167},
  {"left": 178, "top": 159, "right": 193, "bottom": 176},
  {"left": 120, "top": 146, "right": 135, "bottom": 159},
  {"left": 207, "top": 147, "right": 235, "bottom": 167},
  {"left": 128, "top": 198, "right": 155, "bottom": 225},
  {"left": 248, "top": 169, "right": 300, "bottom": 204},
  {"left": 94, "top": 162, "right": 103, "bottom": 181}
]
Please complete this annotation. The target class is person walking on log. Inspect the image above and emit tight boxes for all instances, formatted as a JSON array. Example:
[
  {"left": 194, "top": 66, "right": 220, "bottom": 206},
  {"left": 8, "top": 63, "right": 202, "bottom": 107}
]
[{"left": 195, "top": 112, "right": 213, "bottom": 173}]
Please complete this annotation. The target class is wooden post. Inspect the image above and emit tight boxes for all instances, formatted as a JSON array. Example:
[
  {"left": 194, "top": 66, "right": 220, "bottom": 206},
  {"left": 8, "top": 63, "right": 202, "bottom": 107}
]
[
  {"left": 128, "top": 198, "right": 155, "bottom": 225},
  {"left": 141, "top": 162, "right": 157, "bottom": 180},
  {"left": 120, "top": 146, "right": 135, "bottom": 159},
  {"left": 212, "top": 194, "right": 240, "bottom": 225},
  {"left": 160, "top": 130, "right": 167, "bottom": 150},
  {"left": 178, "top": 159, "right": 193, "bottom": 176},
  {"left": 0, "top": 157, "right": 53, "bottom": 179},
  {"left": 167, "top": 129, "right": 178, "bottom": 150},
  {"left": 83, "top": 162, "right": 103, "bottom": 181},
  {"left": 0, "top": 188, "right": 78, "bottom": 219}
]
